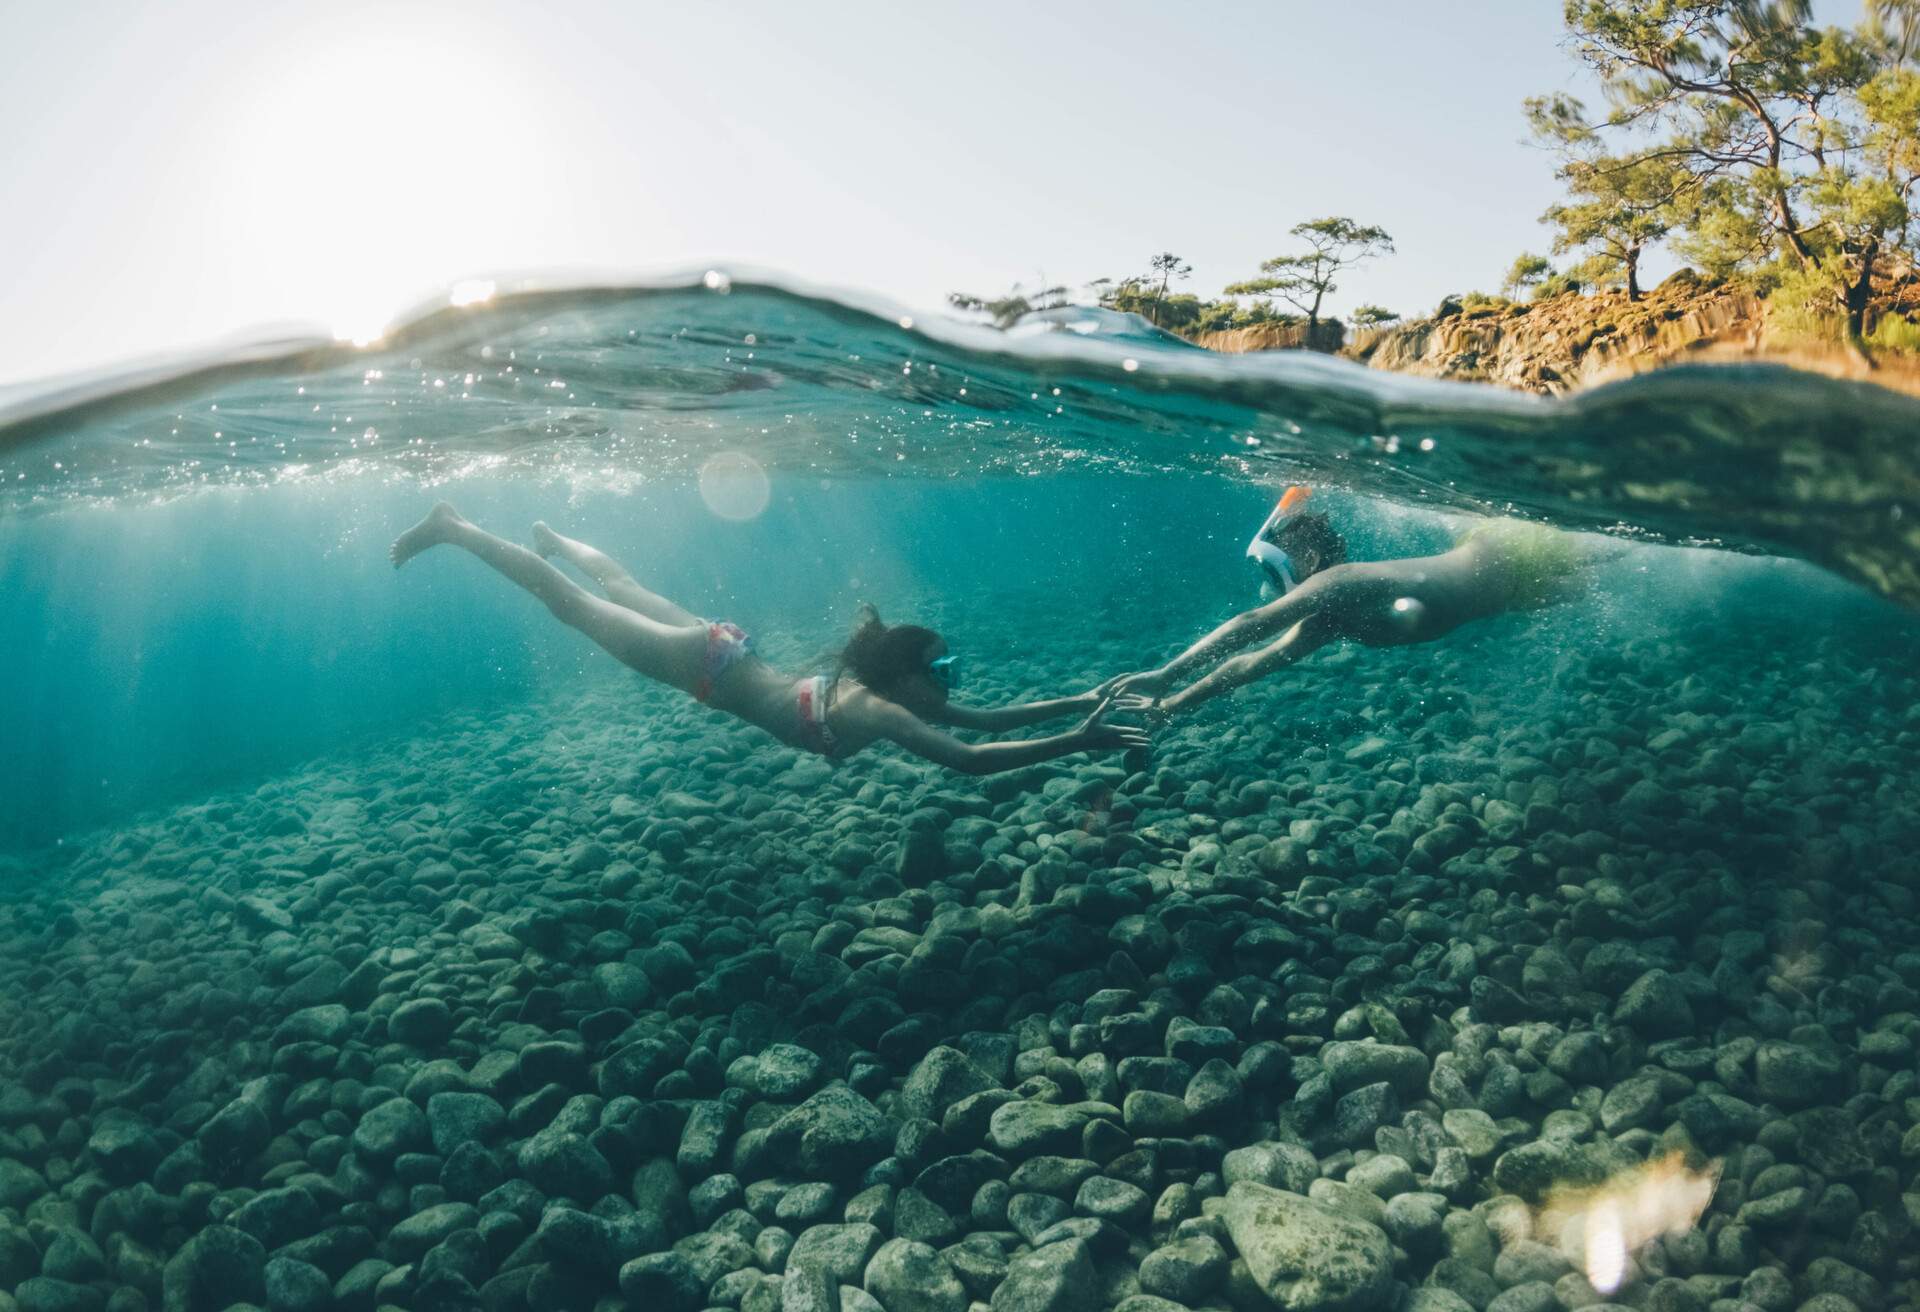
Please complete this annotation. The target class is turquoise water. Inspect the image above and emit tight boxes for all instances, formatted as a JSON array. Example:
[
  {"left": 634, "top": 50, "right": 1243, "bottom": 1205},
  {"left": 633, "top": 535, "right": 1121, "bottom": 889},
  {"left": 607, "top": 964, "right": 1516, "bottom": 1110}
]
[{"left": 1, "top": 275, "right": 1918, "bottom": 1312}]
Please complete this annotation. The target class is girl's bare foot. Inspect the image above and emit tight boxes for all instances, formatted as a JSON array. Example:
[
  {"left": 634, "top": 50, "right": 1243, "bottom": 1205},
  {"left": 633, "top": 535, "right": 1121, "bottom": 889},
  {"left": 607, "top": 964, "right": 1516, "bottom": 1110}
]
[
  {"left": 390, "top": 502, "right": 465, "bottom": 568},
  {"left": 531, "top": 521, "right": 563, "bottom": 558}
]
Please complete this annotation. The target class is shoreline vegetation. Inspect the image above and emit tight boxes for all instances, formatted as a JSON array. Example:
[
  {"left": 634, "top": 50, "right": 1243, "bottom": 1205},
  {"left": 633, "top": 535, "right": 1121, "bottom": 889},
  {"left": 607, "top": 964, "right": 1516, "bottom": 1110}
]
[{"left": 953, "top": 1, "right": 1920, "bottom": 396}]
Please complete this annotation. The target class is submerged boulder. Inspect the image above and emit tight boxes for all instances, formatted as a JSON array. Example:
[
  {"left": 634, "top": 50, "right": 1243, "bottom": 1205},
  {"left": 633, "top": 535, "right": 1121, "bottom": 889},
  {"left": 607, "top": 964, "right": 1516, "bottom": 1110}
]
[
  {"left": 1218, "top": 1181, "right": 1394, "bottom": 1312},
  {"left": 767, "top": 1086, "right": 894, "bottom": 1178}
]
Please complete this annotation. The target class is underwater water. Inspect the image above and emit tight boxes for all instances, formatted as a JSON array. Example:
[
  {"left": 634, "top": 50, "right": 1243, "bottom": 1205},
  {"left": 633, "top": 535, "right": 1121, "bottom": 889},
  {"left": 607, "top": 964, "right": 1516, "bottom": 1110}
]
[{"left": 1, "top": 274, "right": 1918, "bottom": 1312}]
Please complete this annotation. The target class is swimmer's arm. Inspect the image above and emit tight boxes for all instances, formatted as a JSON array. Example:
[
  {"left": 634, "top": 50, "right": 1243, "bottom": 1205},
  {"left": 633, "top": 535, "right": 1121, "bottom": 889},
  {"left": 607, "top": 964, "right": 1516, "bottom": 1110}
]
[
  {"left": 930, "top": 694, "right": 1103, "bottom": 732},
  {"left": 860, "top": 698, "right": 1148, "bottom": 776},
  {"left": 1160, "top": 614, "right": 1337, "bottom": 716},
  {"left": 1127, "top": 582, "right": 1329, "bottom": 691}
]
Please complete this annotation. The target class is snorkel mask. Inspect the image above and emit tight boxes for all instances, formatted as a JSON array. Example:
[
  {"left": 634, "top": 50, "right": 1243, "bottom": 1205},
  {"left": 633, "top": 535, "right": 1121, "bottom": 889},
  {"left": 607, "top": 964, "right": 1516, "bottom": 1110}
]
[
  {"left": 1247, "top": 485, "right": 1312, "bottom": 596},
  {"left": 928, "top": 654, "right": 961, "bottom": 690}
]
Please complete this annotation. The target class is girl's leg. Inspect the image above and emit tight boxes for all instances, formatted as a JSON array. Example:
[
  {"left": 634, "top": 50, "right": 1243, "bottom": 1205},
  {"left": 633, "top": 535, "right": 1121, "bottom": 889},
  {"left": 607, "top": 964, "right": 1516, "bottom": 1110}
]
[
  {"left": 531, "top": 522, "right": 703, "bottom": 627},
  {"left": 392, "top": 503, "right": 707, "bottom": 692}
]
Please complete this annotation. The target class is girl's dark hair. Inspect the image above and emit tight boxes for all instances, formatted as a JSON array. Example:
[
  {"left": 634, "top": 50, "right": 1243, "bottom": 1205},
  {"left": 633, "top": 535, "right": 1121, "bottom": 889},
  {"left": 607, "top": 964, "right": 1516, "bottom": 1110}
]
[
  {"left": 839, "top": 605, "right": 941, "bottom": 697},
  {"left": 1275, "top": 512, "right": 1348, "bottom": 571}
]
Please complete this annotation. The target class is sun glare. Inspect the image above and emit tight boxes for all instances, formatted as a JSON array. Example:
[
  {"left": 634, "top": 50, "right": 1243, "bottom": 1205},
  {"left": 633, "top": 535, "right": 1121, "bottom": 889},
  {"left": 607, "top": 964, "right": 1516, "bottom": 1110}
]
[
  {"left": 449, "top": 278, "right": 497, "bottom": 308},
  {"left": 332, "top": 316, "right": 390, "bottom": 349},
  {"left": 222, "top": 21, "right": 548, "bottom": 343}
]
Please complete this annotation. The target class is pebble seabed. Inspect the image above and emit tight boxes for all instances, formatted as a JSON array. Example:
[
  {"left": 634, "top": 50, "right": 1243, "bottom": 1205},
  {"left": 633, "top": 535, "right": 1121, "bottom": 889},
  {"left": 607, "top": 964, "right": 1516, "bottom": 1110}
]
[{"left": 2, "top": 605, "right": 1918, "bottom": 1312}]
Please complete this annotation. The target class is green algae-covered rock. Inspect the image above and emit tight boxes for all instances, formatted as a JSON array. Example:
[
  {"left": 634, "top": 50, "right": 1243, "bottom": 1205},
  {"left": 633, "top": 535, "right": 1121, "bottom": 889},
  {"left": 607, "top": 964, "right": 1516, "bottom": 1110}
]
[{"left": 1219, "top": 1181, "right": 1394, "bottom": 1311}]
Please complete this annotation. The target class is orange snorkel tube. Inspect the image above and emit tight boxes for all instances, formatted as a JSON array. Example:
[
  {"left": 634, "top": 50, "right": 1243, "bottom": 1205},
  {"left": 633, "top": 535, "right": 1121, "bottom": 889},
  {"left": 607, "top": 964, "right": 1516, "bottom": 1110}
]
[{"left": 1247, "top": 485, "right": 1312, "bottom": 593}]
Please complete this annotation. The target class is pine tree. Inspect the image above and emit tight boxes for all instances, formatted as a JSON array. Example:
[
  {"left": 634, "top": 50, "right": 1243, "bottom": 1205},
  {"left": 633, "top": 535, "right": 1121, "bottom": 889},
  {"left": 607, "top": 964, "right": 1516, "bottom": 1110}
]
[{"left": 1225, "top": 219, "right": 1393, "bottom": 351}]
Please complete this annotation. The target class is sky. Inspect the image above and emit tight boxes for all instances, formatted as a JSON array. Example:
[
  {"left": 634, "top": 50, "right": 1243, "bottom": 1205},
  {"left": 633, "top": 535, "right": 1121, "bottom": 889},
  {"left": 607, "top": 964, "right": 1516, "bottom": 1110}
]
[{"left": 0, "top": 1, "right": 1861, "bottom": 385}]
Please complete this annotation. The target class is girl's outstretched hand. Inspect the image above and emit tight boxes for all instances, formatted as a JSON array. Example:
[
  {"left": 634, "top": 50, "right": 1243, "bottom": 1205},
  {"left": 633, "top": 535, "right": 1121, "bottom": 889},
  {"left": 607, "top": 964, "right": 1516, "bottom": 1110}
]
[
  {"left": 1076, "top": 690, "right": 1153, "bottom": 753},
  {"left": 1112, "top": 667, "right": 1171, "bottom": 697}
]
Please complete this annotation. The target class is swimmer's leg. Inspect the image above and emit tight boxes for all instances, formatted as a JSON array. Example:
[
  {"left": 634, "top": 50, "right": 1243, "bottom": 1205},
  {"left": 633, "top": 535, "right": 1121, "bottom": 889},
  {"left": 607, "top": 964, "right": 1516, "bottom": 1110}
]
[
  {"left": 1159, "top": 619, "right": 1332, "bottom": 718},
  {"left": 393, "top": 503, "right": 708, "bottom": 692},
  {"left": 532, "top": 522, "right": 702, "bottom": 627}
]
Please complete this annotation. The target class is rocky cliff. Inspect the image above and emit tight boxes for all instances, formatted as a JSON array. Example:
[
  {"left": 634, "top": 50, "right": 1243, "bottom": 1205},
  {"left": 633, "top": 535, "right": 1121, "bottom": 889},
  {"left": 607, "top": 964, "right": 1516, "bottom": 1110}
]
[
  {"left": 1188, "top": 320, "right": 1345, "bottom": 354},
  {"left": 1198, "top": 272, "right": 1920, "bottom": 396},
  {"left": 1349, "top": 274, "right": 1766, "bottom": 393}
]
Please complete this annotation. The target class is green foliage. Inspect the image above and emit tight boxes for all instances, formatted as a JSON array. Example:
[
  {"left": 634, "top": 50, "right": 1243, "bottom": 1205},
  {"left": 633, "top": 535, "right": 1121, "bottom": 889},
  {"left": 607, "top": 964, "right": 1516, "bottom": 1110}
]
[
  {"left": 1541, "top": 152, "right": 1691, "bottom": 299},
  {"left": 1226, "top": 217, "right": 1393, "bottom": 350},
  {"left": 1097, "top": 279, "right": 1150, "bottom": 317},
  {"left": 1103, "top": 254, "right": 1198, "bottom": 327},
  {"left": 947, "top": 284, "right": 1071, "bottom": 328},
  {"left": 952, "top": 257, "right": 1216, "bottom": 333},
  {"left": 1866, "top": 312, "right": 1920, "bottom": 352},
  {"left": 1667, "top": 178, "right": 1775, "bottom": 278},
  {"left": 1535, "top": 0, "right": 1920, "bottom": 334},
  {"left": 1502, "top": 254, "right": 1554, "bottom": 297},
  {"left": 1148, "top": 253, "right": 1192, "bottom": 297},
  {"left": 1565, "top": 253, "right": 1629, "bottom": 292},
  {"left": 1765, "top": 259, "right": 1855, "bottom": 342},
  {"left": 1190, "top": 301, "right": 1291, "bottom": 333},
  {"left": 1864, "top": 0, "right": 1920, "bottom": 64},
  {"left": 1459, "top": 291, "right": 1515, "bottom": 313},
  {"left": 1097, "top": 278, "right": 1287, "bottom": 335},
  {"left": 1104, "top": 283, "right": 1195, "bottom": 329},
  {"left": 1348, "top": 304, "right": 1401, "bottom": 329}
]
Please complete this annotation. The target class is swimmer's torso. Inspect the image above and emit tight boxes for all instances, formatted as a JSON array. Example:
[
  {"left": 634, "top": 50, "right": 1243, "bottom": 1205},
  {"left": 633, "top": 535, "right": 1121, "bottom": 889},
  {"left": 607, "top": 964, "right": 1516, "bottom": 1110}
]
[
  {"left": 1312, "top": 544, "right": 1515, "bottom": 646},
  {"left": 704, "top": 657, "right": 885, "bottom": 759},
  {"left": 1314, "top": 525, "right": 1581, "bottom": 646},
  {"left": 705, "top": 656, "right": 827, "bottom": 752}
]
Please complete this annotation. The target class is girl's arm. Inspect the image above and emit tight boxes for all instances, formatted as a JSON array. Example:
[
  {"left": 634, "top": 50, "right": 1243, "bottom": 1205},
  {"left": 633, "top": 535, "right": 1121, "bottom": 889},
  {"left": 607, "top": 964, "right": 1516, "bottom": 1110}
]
[
  {"left": 1158, "top": 614, "right": 1337, "bottom": 716},
  {"left": 1121, "top": 577, "right": 1332, "bottom": 693},
  {"left": 927, "top": 693, "right": 1101, "bottom": 732},
  {"left": 856, "top": 694, "right": 1149, "bottom": 776}
]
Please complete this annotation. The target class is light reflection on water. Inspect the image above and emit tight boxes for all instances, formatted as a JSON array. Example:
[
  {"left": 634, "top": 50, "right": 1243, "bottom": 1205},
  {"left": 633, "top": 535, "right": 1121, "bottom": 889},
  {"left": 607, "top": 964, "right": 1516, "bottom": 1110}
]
[{"left": 1, "top": 270, "right": 1916, "bottom": 606}]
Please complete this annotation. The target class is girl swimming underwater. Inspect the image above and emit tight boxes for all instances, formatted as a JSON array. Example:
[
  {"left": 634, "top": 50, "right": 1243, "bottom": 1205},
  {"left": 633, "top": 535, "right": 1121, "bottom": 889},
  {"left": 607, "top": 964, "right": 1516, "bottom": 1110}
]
[{"left": 391, "top": 503, "right": 1148, "bottom": 775}]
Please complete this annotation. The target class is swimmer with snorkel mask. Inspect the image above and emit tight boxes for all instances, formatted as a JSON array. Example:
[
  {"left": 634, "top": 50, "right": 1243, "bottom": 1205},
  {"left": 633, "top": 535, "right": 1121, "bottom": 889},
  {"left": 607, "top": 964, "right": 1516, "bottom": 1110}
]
[{"left": 1112, "top": 486, "right": 1595, "bottom": 718}]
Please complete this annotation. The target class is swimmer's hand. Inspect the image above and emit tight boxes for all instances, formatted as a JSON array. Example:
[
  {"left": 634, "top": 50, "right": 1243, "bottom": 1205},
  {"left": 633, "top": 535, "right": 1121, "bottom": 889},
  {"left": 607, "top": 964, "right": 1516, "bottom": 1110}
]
[
  {"left": 1112, "top": 667, "right": 1171, "bottom": 696},
  {"left": 1075, "top": 691, "right": 1153, "bottom": 753},
  {"left": 1077, "top": 673, "right": 1131, "bottom": 706}
]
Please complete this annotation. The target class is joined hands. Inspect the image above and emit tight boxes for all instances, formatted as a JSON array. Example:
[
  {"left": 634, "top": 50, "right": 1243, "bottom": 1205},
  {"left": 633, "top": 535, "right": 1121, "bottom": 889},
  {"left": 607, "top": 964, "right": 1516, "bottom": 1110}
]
[{"left": 1076, "top": 689, "right": 1154, "bottom": 753}]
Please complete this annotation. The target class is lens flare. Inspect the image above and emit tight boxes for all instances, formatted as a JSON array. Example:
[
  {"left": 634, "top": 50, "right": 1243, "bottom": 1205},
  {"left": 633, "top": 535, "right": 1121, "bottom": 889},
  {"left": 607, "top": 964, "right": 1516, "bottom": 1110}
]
[
  {"left": 698, "top": 451, "right": 771, "bottom": 521},
  {"left": 1537, "top": 1151, "right": 1720, "bottom": 1295}
]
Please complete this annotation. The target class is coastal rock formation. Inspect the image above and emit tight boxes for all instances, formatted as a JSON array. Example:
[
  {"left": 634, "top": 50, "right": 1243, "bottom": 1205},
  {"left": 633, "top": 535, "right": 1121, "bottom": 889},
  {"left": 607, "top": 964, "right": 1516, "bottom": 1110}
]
[
  {"left": 1188, "top": 320, "right": 1347, "bottom": 355},
  {"left": 1349, "top": 274, "right": 1762, "bottom": 393},
  {"left": 1197, "top": 271, "right": 1920, "bottom": 396}
]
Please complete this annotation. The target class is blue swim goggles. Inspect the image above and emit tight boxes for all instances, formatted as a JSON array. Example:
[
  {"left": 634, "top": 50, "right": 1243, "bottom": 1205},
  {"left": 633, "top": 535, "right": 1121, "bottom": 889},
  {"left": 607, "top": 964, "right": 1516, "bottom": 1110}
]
[{"left": 928, "top": 655, "right": 962, "bottom": 689}]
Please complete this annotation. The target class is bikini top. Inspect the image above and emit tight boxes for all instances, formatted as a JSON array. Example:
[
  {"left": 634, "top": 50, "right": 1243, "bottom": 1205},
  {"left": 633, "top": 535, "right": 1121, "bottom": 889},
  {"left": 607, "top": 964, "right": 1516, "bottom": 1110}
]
[{"left": 794, "top": 675, "right": 842, "bottom": 759}]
